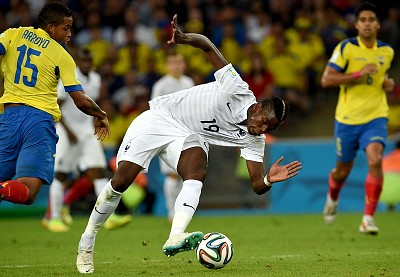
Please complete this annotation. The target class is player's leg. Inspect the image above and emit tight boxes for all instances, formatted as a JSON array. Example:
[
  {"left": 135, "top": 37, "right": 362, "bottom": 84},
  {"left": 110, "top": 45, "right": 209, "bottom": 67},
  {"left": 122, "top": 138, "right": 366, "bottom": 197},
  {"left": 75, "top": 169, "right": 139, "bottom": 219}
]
[
  {"left": 359, "top": 119, "right": 387, "bottom": 235},
  {"left": 76, "top": 161, "right": 141, "bottom": 274},
  {"left": 324, "top": 160, "right": 353, "bottom": 223},
  {"left": 43, "top": 172, "right": 70, "bottom": 232},
  {"left": 324, "top": 120, "right": 356, "bottom": 224},
  {"left": 0, "top": 107, "right": 46, "bottom": 204},
  {"left": 44, "top": 124, "right": 76, "bottom": 231},
  {"left": 162, "top": 145, "right": 207, "bottom": 257},
  {"left": 2, "top": 107, "right": 58, "bottom": 205},
  {"left": 160, "top": 158, "right": 183, "bottom": 221}
]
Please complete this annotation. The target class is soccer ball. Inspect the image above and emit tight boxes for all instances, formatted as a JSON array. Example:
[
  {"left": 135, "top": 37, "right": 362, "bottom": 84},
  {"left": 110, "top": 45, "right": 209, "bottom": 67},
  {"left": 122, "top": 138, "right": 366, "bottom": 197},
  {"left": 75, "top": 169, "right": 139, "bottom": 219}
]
[{"left": 196, "top": 232, "right": 233, "bottom": 269}]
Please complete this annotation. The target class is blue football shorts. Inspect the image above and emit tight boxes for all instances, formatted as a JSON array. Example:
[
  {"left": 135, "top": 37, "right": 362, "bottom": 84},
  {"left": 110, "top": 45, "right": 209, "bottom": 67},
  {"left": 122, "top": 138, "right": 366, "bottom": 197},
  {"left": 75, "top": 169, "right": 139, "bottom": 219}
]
[
  {"left": 334, "top": 117, "right": 388, "bottom": 163},
  {"left": 0, "top": 106, "right": 58, "bottom": 184}
]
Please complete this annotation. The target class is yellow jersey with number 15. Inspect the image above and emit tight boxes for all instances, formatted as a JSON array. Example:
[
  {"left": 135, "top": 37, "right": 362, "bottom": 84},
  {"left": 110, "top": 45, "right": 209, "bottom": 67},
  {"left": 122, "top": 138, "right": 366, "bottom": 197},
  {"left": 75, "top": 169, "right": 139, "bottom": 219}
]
[
  {"left": 0, "top": 27, "right": 83, "bottom": 121},
  {"left": 328, "top": 36, "right": 394, "bottom": 125}
]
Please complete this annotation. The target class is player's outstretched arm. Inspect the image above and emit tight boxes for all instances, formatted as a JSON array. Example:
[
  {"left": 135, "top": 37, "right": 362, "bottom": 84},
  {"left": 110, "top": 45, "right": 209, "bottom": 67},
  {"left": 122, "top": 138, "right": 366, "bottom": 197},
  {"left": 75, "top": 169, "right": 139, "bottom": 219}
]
[
  {"left": 246, "top": 157, "right": 302, "bottom": 195},
  {"left": 68, "top": 90, "right": 110, "bottom": 140},
  {"left": 167, "top": 14, "right": 228, "bottom": 70}
]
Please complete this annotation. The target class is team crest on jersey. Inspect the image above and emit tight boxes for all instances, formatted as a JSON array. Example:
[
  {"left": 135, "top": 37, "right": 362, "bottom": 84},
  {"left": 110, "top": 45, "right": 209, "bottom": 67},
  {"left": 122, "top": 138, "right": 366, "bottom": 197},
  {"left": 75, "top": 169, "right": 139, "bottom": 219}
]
[
  {"left": 235, "top": 129, "right": 247, "bottom": 138},
  {"left": 377, "top": 56, "right": 384, "bottom": 65},
  {"left": 123, "top": 142, "right": 132, "bottom": 155}
]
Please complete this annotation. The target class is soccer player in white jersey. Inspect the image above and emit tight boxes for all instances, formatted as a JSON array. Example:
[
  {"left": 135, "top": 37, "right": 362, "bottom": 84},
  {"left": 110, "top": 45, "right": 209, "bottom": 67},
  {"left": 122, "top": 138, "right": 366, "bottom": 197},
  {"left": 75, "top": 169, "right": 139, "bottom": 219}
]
[
  {"left": 76, "top": 15, "right": 302, "bottom": 274},
  {"left": 43, "top": 48, "right": 109, "bottom": 232},
  {"left": 151, "top": 51, "right": 195, "bottom": 222}
]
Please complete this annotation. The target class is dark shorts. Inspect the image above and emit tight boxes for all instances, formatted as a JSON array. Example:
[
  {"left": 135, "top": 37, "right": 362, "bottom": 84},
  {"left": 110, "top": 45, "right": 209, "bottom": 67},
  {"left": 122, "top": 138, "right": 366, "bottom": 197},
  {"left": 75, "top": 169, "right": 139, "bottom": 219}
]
[
  {"left": 0, "top": 106, "right": 58, "bottom": 184},
  {"left": 334, "top": 117, "right": 388, "bottom": 163}
]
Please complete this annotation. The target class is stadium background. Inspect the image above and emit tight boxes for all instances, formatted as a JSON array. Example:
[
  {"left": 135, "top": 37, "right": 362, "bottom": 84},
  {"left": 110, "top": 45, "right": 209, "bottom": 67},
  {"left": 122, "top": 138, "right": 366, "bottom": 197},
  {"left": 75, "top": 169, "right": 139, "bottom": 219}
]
[{"left": 0, "top": 0, "right": 399, "bottom": 217}]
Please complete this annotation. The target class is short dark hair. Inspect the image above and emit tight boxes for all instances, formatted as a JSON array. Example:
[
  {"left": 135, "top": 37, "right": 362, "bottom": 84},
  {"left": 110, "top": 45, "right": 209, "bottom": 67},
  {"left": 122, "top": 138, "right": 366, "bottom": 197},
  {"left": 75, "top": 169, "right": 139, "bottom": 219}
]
[
  {"left": 262, "top": 96, "right": 290, "bottom": 124},
  {"left": 77, "top": 48, "right": 93, "bottom": 60},
  {"left": 355, "top": 2, "right": 378, "bottom": 20},
  {"left": 38, "top": 3, "right": 72, "bottom": 28}
]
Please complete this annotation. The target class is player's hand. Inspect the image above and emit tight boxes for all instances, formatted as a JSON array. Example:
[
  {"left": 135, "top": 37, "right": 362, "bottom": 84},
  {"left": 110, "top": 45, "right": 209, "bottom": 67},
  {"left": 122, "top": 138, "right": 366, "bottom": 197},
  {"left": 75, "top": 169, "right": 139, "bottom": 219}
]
[
  {"left": 383, "top": 74, "right": 395, "bottom": 92},
  {"left": 267, "top": 156, "right": 302, "bottom": 184},
  {"left": 360, "top": 63, "right": 378, "bottom": 76},
  {"left": 167, "top": 14, "right": 185, "bottom": 45},
  {"left": 94, "top": 116, "right": 110, "bottom": 141}
]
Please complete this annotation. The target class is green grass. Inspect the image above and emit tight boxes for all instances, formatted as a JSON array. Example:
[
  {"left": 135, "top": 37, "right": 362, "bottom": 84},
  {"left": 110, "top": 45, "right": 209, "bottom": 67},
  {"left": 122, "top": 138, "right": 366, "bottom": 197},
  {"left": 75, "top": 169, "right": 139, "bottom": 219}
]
[{"left": 1, "top": 212, "right": 400, "bottom": 277}]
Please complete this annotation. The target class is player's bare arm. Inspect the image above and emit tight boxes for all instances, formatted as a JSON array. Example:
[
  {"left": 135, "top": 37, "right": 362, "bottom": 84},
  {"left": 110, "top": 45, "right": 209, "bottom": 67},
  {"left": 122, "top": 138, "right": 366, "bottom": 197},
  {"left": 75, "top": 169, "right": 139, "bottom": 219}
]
[
  {"left": 69, "top": 90, "right": 110, "bottom": 140},
  {"left": 246, "top": 157, "right": 302, "bottom": 195},
  {"left": 321, "top": 63, "right": 378, "bottom": 88},
  {"left": 167, "top": 14, "right": 228, "bottom": 70}
]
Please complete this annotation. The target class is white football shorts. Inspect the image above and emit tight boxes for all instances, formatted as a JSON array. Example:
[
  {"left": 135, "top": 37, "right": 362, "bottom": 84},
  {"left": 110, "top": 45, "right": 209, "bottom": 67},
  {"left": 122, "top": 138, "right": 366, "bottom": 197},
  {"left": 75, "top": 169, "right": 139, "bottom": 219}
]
[
  {"left": 54, "top": 123, "right": 107, "bottom": 173},
  {"left": 116, "top": 110, "right": 209, "bottom": 172}
]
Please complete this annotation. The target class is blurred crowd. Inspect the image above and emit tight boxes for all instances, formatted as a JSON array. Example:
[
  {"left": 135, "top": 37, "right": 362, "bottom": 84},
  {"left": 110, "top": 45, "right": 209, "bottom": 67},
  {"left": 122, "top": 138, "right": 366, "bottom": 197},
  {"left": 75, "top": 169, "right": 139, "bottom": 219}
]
[{"left": 1, "top": 0, "right": 400, "bottom": 147}]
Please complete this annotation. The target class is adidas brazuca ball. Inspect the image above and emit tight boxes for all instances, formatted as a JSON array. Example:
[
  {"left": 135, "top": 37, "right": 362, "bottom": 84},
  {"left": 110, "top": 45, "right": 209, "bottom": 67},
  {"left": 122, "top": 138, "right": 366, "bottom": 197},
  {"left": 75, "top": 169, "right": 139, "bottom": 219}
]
[{"left": 196, "top": 232, "right": 233, "bottom": 269}]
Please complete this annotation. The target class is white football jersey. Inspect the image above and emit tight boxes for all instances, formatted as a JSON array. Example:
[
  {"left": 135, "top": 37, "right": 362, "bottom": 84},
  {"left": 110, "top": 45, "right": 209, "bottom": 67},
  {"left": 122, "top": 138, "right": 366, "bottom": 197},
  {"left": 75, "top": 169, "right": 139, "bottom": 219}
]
[
  {"left": 149, "top": 64, "right": 265, "bottom": 162},
  {"left": 151, "top": 74, "right": 195, "bottom": 99},
  {"left": 57, "top": 68, "right": 101, "bottom": 138}
]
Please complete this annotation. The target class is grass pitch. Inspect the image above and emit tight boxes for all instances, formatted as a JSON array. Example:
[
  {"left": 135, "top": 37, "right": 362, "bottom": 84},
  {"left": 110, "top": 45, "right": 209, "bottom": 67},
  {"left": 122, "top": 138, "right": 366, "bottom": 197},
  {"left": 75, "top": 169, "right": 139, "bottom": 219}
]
[{"left": 1, "top": 212, "right": 399, "bottom": 277}]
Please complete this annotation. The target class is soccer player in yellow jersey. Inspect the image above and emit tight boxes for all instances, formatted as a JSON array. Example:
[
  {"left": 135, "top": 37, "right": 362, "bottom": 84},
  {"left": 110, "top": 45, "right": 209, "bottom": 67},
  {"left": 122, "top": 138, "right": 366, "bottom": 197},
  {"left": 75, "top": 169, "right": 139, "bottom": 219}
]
[
  {"left": 0, "top": 3, "right": 110, "bottom": 205},
  {"left": 321, "top": 2, "right": 395, "bottom": 235}
]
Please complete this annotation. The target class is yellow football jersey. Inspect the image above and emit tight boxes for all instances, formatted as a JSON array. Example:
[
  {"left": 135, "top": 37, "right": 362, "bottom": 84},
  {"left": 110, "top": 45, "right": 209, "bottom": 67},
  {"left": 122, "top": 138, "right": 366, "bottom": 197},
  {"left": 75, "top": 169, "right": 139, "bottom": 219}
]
[
  {"left": 328, "top": 36, "right": 394, "bottom": 125},
  {"left": 0, "top": 27, "right": 82, "bottom": 121}
]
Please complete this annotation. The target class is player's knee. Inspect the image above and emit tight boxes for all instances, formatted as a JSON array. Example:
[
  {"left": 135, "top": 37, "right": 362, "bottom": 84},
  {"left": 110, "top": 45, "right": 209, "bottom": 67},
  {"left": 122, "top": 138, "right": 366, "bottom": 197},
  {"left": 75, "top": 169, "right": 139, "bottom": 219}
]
[
  {"left": 367, "top": 156, "right": 382, "bottom": 169},
  {"left": 111, "top": 174, "right": 134, "bottom": 192},
  {"left": 181, "top": 168, "right": 206, "bottom": 182}
]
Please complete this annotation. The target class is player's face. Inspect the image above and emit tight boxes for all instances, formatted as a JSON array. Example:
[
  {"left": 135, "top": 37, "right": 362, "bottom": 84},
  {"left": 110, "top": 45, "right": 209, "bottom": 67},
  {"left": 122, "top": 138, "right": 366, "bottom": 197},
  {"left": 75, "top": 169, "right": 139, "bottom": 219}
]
[
  {"left": 51, "top": 17, "right": 73, "bottom": 44},
  {"left": 355, "top": 10, "right": 380, "bottom": 39},
  {"left": 247, "top": 103, "right": 281, "bottom": 136},
  {"left": 78, "top": 57, "right": 92, "bottom": 74}
]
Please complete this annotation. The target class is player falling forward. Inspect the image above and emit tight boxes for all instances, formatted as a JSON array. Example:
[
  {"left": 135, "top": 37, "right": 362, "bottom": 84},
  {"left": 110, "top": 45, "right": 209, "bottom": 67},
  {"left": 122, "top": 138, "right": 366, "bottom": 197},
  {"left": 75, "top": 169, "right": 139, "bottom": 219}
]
[
  {"left": 0, "top": 3, "right": 109, "bottom": 206},
  {"left": 321, "top": 2, "right": 395, "bottom": 235},
  {"left": 76, "top": 14, "right": 302, "bottom": 274}
]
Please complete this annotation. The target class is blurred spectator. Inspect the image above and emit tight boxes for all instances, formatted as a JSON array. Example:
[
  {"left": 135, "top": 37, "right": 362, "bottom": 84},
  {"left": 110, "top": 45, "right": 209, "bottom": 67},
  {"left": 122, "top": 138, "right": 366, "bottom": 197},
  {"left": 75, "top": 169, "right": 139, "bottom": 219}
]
[
  {"left": 317, "top": 5, "right": 349, "bottom": 56},
  {"left": 211, "top": 4, "right": 246, "bottom": 48},
  {"left": 112, "top": 69, "right": 149, "bottom": 116},
  {"left": 257, "top": 17, "right": 286, "bottom": 62},
  {"left": 113, "top": 4, "right": 158, "bottom": 49},
  {"left": 220, "top": 21, "right": 244, "bottom": 67},
  {"left": 287, "top": 17, "right": 326, "bottom": 106},
  {"left": 112, "top": 28, "right": 152, "bottom": 76},
  {"left": 379, "top": 7, "right": 400, "bottom": 62},
  {"left": 6, "top": 0, "right": 33, "bottom": 28},
  {"left": 74, "top": 11, "right": 113, "bottom": 47},
  {"left": 243, "top": 51, "right": 274, "bottom": 100},
  {"left": 267, "top": 36, "right": 310, "bottom": 115},
  {"left": 101, "top": 0, "right": 126, "bottom": 30},
  {"left": 98, "top": 60, "right": 124, "bottom": 101},
  {"left": 244, "top": 1, "right": 271, "bottom": 44}
]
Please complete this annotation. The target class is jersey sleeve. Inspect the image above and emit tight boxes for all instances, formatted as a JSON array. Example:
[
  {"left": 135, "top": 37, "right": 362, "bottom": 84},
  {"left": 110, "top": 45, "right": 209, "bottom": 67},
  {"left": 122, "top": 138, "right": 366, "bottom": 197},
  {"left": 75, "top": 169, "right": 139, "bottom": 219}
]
[
  {"left": 327, "top": 41, "right": 348, "bottom": 73},
  {"left": 0, "top": 28, "right": 15, "bottom": 55},
  {"left": 58, "top": 51, "right": 83, "bottom": 93},
  {"left": 240, "top": 135, "right": 266, "bottom": 162},
  {"left": 214, "top": 64, "right": 250, "bottom": 95}
]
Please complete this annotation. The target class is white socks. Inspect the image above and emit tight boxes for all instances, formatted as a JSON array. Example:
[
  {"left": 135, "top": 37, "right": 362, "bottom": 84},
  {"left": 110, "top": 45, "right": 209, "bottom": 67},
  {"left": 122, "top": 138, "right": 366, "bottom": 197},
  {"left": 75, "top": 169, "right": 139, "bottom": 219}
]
[
  {"left": 49, "top": 178, "right": 64, "bottom": 219},
  {"left": 163, "top": 176, "right": 183, "bottom": 220},
  {"left": 169, "top": 179, "right": 202, "bottom": 237},
  {"left": 80, "top": 181, "right": 122, "bottom": 249}
]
